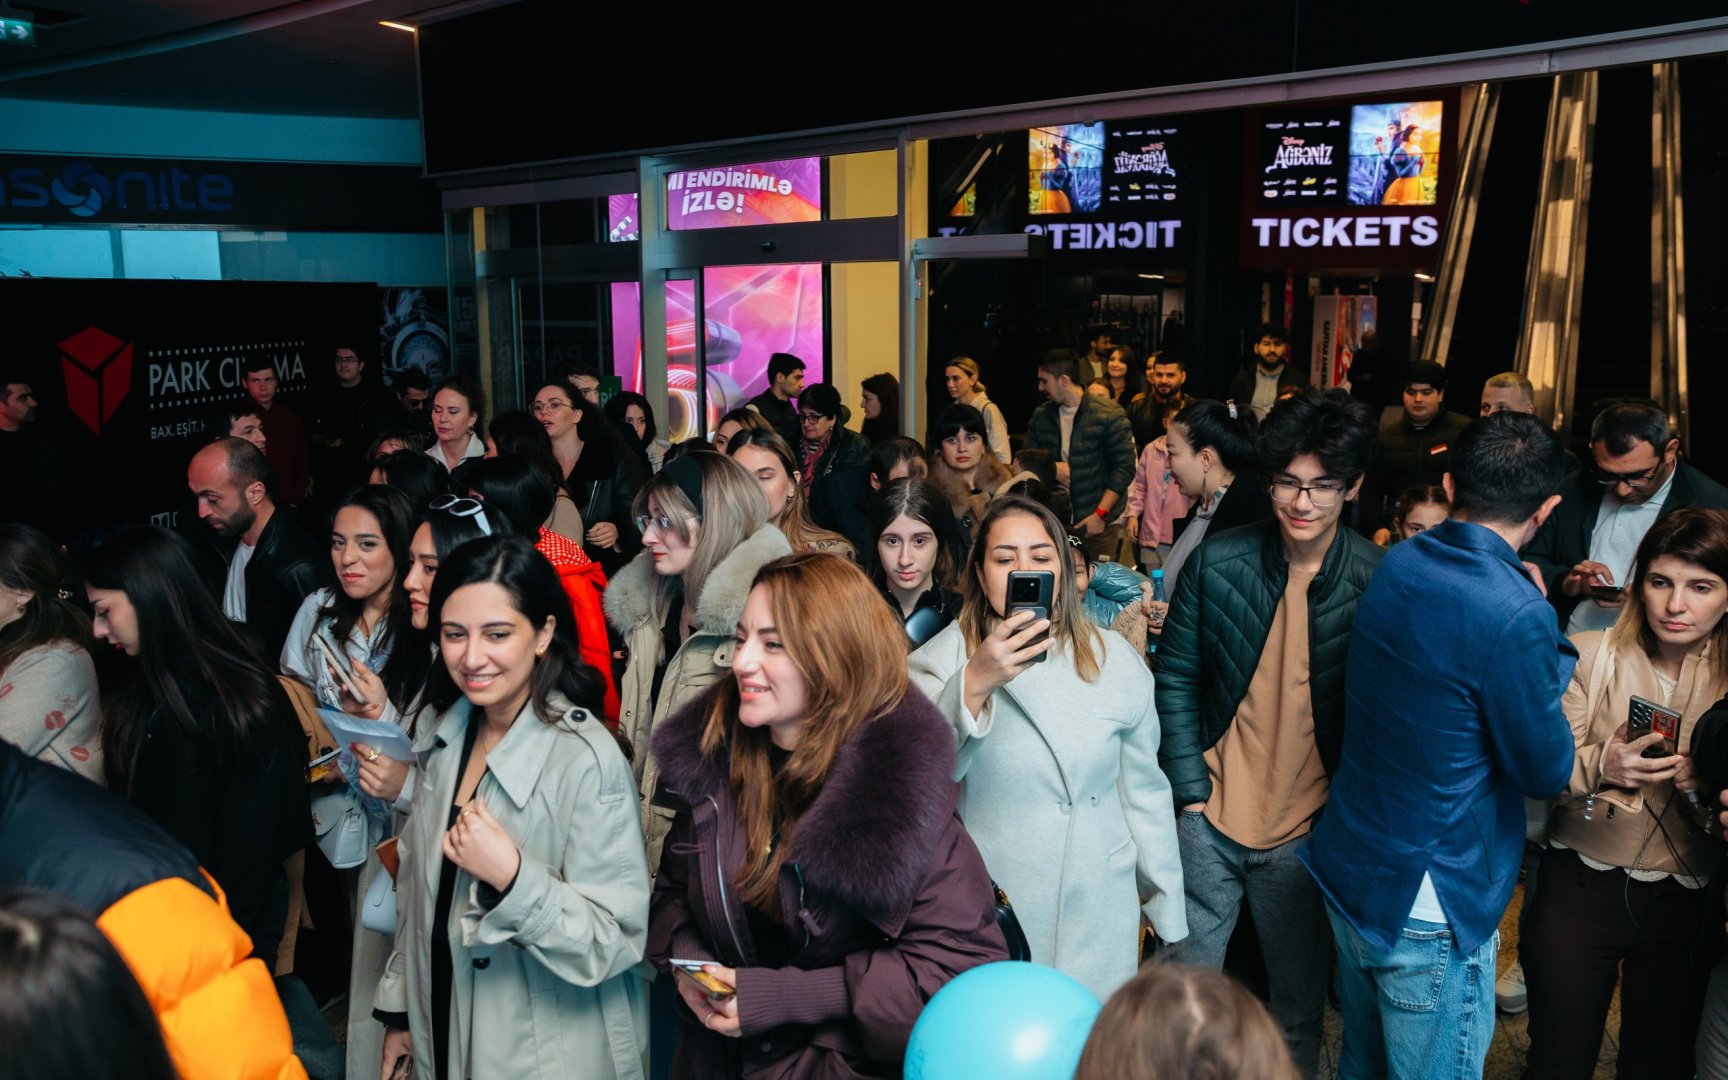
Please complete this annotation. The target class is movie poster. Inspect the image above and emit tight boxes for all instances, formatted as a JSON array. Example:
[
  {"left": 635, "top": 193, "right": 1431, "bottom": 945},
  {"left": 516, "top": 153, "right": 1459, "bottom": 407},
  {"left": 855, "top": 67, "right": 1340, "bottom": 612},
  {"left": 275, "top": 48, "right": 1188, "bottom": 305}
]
[
  {"left": 1348, "top": 101, "right": 1444, "bottom": 207},
  {"left": 1029, "top": 123, "right": 1104, "bottom": 215},
  {"left": 1104, "top": 121, "right": 1181, "bottom": 208},
  {"left": 378, "top": 287, "right": 451, "bottom": 384},
  {"left": 1257, "top": 110, "right": 1348, "bottom": 204}
]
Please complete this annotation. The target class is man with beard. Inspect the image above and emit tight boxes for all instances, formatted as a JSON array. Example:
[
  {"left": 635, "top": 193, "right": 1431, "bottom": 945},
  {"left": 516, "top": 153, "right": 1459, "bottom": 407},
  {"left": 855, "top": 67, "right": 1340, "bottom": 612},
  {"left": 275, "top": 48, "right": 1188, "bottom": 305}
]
[
  {"left": 187, "top": 438, "right": 323, "bottom": 658},
  {"left": 1127, "top": 352, "right": 1193, "bottom": 450}
]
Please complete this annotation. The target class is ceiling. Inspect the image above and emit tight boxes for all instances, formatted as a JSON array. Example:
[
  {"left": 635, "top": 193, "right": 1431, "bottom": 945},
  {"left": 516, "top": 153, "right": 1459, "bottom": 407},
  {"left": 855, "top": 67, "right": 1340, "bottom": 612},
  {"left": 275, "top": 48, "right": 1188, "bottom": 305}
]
[{"left": 0, "top": 0, "right": 451, "bottom": 118}]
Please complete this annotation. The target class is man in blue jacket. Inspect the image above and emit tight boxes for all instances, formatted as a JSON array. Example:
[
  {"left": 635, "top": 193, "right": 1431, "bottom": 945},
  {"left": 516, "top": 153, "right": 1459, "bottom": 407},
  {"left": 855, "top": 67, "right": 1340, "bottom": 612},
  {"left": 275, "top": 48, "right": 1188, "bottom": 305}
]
[{"left": 1301, "top": 411, "right": 1576, "bottom": 1079}]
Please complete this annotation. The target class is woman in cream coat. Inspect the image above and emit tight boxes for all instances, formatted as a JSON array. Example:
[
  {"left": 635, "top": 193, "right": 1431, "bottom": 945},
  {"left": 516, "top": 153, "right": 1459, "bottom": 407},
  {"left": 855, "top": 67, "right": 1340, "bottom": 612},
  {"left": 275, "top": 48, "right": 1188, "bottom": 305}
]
[{"left": 910, "top": 494, "right": 1186, "bottom": 1000}]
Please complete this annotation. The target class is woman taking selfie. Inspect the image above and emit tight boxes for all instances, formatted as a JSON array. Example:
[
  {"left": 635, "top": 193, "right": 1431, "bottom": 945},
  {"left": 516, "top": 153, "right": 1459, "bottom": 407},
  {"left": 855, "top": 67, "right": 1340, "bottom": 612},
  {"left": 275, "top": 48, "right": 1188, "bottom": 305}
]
[
  {"left": 374, "top": 534, "right": 649, "bottom": 1080},
  {"left": 605, "top": 452, "right": 791, "bottom": 874},
  {"left": 870, "top": 478, "right": 964, "bottom": 646},
  {"left": 82, "top": 526, "right": 310, "bottom": 963},
  {"left": 534, "top": 379, "right": 647, "bottom": 575},
  {"left": 910, "top": 495, "right": 1185, "bottom": 999},
  {"left": 0, "top": 524, "right": 103, "bottom": 781},
  {"left": 1521, "top": 508, "right": 1728, "bottom": 1080},
  {"left": 725, "top": 428, "right": 855, "bottom": 557},
  {"left": 646, "top": 553, "right": 1007, "bottom": 1075},
  {"left": 928, "top": 403, "right": 1012, "bottom": 538}
]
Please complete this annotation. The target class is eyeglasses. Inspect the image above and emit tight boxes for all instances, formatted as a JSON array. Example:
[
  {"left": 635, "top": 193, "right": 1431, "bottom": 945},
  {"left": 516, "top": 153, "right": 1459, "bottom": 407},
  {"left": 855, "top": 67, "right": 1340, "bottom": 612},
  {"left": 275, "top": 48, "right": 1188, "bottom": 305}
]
[
  {"left": 530, "top": 400, "right": 573, "bottom": 416},
  {"left": 334, "top": 355, "right": 360, "bottom": 365},
  {"left": 429, "top": 494, "right": 493, "bottom": 537},
  {"left": 1594, "top": 463, "right": 1662, "bottom": 490},
  {"left": 799, "top": 413, "right": 831, "bottom": 425},
  {"left": 1269, "top": 478, "right": 1348, "bottom": 508},
  {"left": 634, "top": 512, "right": 697, "bottom": 536}
]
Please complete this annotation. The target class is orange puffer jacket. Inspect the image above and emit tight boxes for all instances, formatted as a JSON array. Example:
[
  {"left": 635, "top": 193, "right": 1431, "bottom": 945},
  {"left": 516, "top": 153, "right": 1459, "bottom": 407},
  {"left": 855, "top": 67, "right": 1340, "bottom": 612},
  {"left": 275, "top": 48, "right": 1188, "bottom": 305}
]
[{"left": 537, "top": 527, "right": 620, "bottom": 720}]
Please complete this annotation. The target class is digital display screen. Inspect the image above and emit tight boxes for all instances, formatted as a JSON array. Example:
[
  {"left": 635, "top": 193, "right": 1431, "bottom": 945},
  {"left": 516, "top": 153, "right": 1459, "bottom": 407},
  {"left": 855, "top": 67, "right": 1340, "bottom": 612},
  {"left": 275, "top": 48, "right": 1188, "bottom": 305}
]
[
  {"left": 665, "top": 157, "right": 821, "bottom": 230},
  {"left": 1029, "top": 123, "right": 1104, "bottom": 215},
  {"left": 1104, "top": 120, "right": 1182, "bottom": 208},
  {"left": 1256, "top": 100, "right": 1444, "bottom": 207}
]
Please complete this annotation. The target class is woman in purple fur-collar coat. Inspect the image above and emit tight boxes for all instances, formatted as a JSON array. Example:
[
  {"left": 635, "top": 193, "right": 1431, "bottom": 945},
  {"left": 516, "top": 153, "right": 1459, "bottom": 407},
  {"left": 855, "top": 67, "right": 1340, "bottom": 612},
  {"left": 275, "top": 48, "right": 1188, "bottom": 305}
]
[{"left": 646, "top": 553, "right": 1007, "bottom": 1079}]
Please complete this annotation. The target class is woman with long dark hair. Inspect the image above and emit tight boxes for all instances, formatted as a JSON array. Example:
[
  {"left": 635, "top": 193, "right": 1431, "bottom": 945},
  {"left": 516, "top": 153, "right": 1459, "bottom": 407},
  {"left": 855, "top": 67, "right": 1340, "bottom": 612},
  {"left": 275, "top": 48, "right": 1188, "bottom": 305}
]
[
  {"left": 910, "top": 495, "right": 1185, "bottom": 999},
  {"left": 1522, "top": 508, "right": 1728, "bottom": 1080},
  {"left": 0, "top": 892, "right": 180, "bottom": 1080},
  {"left": 605, "top": 390, "right": 673, "bottom": 473},
  {"left": 0, "top": 524, "right": 102, "bottom": 781},
  {"left": 281, "top": 484, "right": 426, "bottom": 714},
  {"left": 488, "top": 409, "right": 584, "bottom": 543},
  {"left": 869, "top": 477, "right": 963, "bottom": 645},
  {"left": 534, "top": 379, "right": 648, "bottom": 575},
  {"left": 1160, "top": 399, "right": 1269, "bottom": 595},
  {"left": 82, "top": 526, "right": 310, "bottom": 963},
  {"left": 858, "top": 371, "right": 901, "bottom": 444},
  {"left": 373, "top": 535, "right": 648, "bottom": 1080},
  {"left": 646, "top": 553, "right": 1007, "bottom": 1075}
]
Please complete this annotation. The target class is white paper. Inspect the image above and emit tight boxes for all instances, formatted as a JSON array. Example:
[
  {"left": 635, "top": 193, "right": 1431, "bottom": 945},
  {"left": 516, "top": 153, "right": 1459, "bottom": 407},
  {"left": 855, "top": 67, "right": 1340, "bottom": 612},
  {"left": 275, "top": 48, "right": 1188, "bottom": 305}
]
[{"left": 318, "top": 708, "right": 416, "bottom": 762}]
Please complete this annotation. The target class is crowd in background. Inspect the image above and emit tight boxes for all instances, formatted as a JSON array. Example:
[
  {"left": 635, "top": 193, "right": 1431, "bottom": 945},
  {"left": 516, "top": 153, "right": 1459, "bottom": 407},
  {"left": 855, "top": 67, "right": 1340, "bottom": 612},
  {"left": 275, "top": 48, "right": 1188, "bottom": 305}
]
[{"left": 1, "top": 327, "right": 1728, "bottom": 1080}]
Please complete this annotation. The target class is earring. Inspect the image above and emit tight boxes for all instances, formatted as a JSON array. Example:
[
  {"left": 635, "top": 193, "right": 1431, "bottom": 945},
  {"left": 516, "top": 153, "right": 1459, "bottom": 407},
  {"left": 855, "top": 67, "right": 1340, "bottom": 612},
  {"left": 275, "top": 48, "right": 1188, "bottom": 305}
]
[
  {"left": 785, "top": 491, "right": 794, "bottom": 503},
  {"left": 535, "top": 644, "right": 546, "bottom": 657}
]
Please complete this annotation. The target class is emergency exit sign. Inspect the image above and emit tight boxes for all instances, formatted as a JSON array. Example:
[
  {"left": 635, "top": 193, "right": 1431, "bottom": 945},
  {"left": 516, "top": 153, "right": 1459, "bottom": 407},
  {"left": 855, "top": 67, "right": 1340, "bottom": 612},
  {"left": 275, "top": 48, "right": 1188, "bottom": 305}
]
[{"left": 0, "top": 18, "right": 34, "bottom": 46}]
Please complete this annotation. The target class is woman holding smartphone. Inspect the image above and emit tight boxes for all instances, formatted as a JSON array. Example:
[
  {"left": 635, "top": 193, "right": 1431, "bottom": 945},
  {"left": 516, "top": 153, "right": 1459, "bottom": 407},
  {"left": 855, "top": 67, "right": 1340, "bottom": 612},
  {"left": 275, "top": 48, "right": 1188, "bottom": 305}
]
[
  {"left": 909, "top": 495, "right": 1185, "bottom": 1000},
  {"left": 646, "top": 553, "right": 1006, "bottom": 1076},
  {"left": 81, "top": 526, "right": 310, "bottom": 964},
  {"left": 1521, "top": 508, "right": 1728, "bottom": 1080},
  {"left": 374, "top": 534, "right": 648, "bottom": 1080}
]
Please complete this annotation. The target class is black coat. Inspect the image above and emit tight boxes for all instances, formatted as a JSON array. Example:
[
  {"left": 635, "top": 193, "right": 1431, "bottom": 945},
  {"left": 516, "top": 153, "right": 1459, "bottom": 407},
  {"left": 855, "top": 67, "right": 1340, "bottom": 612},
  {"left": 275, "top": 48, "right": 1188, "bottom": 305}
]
[
  {"left": 746, "top": 390, "right": 803, "bottom": 451},
  {"left": 238, "top": 508, "right": 325, "bottom": 661},
  {"left": 1358, "top": 410, "right": 1472, "bottom": 535},
  {"left": 565, "top": 443, "right": 646, "bottom": 576},
  {"left": 1523, "top": 459, "right": 1728, "bottom": 628},
  {"left": 1225, "top": 361, "right": 1309, "bottom": 408}
]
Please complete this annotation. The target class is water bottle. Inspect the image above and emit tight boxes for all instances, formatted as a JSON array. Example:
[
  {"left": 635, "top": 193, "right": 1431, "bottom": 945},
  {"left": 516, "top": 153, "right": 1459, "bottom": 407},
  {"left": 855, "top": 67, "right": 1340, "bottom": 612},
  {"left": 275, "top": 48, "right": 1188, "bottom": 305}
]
[{"left": 1148, "top": 568, "right": 1166, "bottom": 655}]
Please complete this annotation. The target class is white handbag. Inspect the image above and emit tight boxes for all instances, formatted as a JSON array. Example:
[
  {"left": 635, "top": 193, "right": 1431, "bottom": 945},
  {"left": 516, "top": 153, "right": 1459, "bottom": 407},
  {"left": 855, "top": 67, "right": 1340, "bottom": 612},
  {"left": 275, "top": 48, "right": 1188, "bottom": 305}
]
[{"left": 360, "top": 865, "right": 398, "bottom": 936}]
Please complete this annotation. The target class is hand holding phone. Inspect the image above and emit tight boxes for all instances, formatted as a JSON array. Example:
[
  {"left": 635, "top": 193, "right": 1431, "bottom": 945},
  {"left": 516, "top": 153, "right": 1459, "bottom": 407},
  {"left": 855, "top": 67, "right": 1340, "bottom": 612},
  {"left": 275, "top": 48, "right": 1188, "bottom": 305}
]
[
  {"left": 313, "top": 631, "right": 365, "bottom": 702},
  {"left": 1629, "top": 695, "right": 1682, "bottom": 760},
  {"left": 670, "top": 959, "right": 735, "bottom": 1001},
  {"left": 1005, "top": 571, "right": 1055, "bottom": 664}
]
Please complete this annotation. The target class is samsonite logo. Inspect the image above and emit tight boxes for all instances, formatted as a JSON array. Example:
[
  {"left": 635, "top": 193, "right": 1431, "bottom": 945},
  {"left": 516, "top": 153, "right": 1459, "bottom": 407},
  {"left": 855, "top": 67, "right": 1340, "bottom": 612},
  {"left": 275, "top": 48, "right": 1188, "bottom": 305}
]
[
  {"left": 60, "top": 327, "right": 134, "bottom": 435},
  {"left": 0, "top": 160, "right": 234, "bottom": 220}
]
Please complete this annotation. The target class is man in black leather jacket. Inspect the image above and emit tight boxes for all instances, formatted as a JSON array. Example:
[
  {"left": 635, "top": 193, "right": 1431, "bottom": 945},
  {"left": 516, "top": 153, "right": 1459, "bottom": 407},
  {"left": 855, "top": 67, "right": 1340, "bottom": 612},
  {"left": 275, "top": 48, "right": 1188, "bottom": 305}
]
[{"left": 188, "top": 438, "right": 325, "bottom": 660}]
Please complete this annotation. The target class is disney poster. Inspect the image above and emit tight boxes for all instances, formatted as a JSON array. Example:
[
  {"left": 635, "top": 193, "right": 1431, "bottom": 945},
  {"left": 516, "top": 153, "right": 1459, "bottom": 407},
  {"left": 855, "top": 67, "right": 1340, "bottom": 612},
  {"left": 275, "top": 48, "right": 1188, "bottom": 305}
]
[
  {"left": 1029, "top": 123, "right": 1104, "bottom": 215},
  {"left": 1348, "top": 100, "right": 1444, "bottom": 207}
]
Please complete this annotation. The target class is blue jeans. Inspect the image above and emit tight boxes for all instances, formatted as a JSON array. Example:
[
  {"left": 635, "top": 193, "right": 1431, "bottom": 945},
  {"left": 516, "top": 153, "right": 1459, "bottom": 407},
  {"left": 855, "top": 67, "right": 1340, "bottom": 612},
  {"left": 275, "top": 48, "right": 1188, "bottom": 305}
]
[{"left": 1327, "top": 903, "right": 1497, "bottom": 1080}]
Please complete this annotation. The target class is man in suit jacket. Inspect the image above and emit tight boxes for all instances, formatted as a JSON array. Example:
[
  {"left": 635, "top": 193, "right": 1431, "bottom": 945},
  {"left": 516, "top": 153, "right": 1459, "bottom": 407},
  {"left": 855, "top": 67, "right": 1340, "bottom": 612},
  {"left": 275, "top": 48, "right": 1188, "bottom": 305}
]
[
  {"left": 1301, "top": 412, "right": 1576, "bottom": 1080},
  {"left": 1524, "top": 397, "right": 1728, "bottom": 632}
]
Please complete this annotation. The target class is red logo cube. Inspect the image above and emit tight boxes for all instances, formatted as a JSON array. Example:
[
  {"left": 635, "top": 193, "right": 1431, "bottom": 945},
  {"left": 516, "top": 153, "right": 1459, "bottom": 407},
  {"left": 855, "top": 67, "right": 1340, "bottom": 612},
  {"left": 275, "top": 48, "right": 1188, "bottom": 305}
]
[{"left": 59, "top": 326, "right": 133, "bottom": 434}]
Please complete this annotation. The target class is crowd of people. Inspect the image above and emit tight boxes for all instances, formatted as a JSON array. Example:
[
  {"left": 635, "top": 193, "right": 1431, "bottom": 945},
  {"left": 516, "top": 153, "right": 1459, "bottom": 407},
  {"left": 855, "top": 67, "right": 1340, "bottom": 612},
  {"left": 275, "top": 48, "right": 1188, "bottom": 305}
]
[{"left": 2, "top": 331, "right": 1728, "bottom": 1080}]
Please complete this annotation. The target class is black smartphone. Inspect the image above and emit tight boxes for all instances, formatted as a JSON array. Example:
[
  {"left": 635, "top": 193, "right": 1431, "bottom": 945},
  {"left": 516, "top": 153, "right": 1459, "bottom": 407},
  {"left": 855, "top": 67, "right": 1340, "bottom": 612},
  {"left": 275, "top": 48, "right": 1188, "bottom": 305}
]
[
  {"left": 1629, "top": 695, "right": 1682, "bottom": 759},
  {"left": 1006, "top": 570, "right": 1055, "bottom": 663},
  {"left": 1589, "top": 582, "right": 1624, "bottom": 603}
]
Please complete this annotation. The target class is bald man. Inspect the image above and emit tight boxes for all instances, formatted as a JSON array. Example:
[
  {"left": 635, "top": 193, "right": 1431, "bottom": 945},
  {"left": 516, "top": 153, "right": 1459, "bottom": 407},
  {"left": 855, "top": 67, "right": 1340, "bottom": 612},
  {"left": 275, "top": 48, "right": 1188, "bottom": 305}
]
[{"left": 187, "top": 438, "right": 324, "bottom": 658}]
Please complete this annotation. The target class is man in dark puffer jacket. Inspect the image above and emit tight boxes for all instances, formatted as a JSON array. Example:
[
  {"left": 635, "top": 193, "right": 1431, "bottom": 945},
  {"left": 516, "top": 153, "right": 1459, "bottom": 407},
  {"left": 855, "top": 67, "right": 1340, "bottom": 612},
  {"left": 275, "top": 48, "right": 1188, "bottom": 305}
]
[
  {"left": 1023, "top": 348, "right": 1137, "bottom": 561},
  {"left": 1153, "top": 389, "right": 1382, "bottom": 1075}
]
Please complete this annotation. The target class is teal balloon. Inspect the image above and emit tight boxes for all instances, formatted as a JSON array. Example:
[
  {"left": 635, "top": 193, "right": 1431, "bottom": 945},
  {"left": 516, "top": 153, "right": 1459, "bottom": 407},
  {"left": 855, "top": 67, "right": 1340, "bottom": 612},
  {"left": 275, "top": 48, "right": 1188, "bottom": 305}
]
[{"left": 904, "top": 962, "right": 1101, "bottom": 1080}]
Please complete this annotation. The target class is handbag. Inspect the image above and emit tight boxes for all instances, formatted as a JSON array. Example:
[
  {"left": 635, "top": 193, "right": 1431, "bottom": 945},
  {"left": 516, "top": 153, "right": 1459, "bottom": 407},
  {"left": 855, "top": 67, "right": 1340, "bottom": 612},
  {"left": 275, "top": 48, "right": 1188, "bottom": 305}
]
[
  {"left": 361, "top": 862, "right": 398, "bottom": 935},
  {"left": 992, "top": 879, "right": 1031, "bottom": 962},
  {"left": 310, "top": 788, "right": 369, "bottom": 869}
]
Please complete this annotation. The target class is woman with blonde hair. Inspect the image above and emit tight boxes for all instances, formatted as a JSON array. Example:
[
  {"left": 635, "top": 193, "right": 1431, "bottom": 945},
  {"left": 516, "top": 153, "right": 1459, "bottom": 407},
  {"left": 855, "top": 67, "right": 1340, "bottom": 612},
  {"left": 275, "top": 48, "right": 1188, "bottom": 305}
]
[
  {"left": 1074, "top": 962, "right": 1299, "bottom": 1080},
  {"left": 910, "top": 495, "right": 1185, "bottom": 999},
  {"left": 604, "top": 451, "right": 792, "bottom": 874},
  {"left": 943, "top": 356, "right": 1011, "bottom": 464},
  {"left": 1522, "top": 507, "right": 1728, "bottom": 1080},
  {"left": 724, "top": 428, "right": 855, "bottom": 558},
  {"left": 646, "top": 553, "right": 1006, "bottom": 1076}
]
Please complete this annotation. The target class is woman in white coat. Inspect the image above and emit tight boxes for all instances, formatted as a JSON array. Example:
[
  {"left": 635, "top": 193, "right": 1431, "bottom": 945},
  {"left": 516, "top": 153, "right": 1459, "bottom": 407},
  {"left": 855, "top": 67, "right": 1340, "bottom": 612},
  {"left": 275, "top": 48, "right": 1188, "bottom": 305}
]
[
  {"left": 374, "top": 534, "right": 648, "bottom": 1079},
  {"left": 910, "top": 494, "right": 1186, "bottom": 1000}
]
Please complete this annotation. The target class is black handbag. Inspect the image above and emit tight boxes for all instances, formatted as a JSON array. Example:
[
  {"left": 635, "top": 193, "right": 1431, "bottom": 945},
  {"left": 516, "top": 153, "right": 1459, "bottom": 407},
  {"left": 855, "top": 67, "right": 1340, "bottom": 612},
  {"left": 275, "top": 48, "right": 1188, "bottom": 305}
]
[{"left": 993, "top": 880, "right": 1031, "bottom": 962}]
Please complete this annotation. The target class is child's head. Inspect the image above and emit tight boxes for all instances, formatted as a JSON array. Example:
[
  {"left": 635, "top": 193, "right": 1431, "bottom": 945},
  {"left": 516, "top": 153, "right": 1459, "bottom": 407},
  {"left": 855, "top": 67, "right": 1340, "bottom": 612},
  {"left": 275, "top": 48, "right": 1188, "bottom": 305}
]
[
  {"left": 1391, "top": 483, "right": 1451, "bottom": 542},
  {"left": 1012, "top": 447, "right": 1059, "bottom": 489},
  {"left": 1073, "top": 962, "right": 1300, "bottom": 1080},
  {"left": 1067, "top": 533, "right": 1094, "bottom": 591}
]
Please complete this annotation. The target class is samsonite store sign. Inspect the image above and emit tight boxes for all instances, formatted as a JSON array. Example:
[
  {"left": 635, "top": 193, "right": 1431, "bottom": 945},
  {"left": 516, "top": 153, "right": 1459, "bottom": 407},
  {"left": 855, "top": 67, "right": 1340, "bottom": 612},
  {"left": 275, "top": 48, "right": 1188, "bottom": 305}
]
[
  {"left": 1238, "top": 92, "right": 1460, "bottom": 270},
  {"left": 0, "top": 154, "right": 439, "bottom": 231}
]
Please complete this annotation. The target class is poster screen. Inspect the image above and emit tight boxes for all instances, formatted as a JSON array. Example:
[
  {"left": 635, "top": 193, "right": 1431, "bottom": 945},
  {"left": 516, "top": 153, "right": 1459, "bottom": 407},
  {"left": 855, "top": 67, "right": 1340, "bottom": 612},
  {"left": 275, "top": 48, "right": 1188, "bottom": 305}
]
[
  {"left": 1347, "top": 101, "right": 1444, "bottom": 207},
  {"left": 610, "top": 264, "right": 825, "bottom": 442},
  {"left": 1104, "top": 121, "right": 1182, "bottom": 209},
  {"left": 665, "top": 157, "right": 821, "bottom": 230},
  {"left": 1029, "top": 123, "right": 1104, "bottom": 215},
  {"left": 1256, "top": 109, "right": 1348, "bottom": 204}
]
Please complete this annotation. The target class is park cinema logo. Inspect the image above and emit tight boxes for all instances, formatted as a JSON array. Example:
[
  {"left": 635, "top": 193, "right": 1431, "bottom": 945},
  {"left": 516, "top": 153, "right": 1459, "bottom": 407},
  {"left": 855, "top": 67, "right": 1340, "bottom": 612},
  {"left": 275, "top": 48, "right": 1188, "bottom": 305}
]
[{"left": 59, "top": 326, "right": 133, "bottom": 435}]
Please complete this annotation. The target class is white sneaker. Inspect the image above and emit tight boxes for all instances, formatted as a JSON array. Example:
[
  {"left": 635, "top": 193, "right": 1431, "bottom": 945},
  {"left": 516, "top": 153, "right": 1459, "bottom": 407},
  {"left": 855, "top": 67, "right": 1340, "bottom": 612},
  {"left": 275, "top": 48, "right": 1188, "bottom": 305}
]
[{"left": 1496, "top": 959, "right": 1527, "bottom": 1014}]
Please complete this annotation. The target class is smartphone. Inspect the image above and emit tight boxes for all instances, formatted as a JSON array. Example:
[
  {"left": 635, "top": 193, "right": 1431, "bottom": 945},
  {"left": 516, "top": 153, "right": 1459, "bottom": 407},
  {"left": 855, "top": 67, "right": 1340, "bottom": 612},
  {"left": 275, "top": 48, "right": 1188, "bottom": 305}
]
[
  {"left": 313, "top": 631, "right": 364, "bottom": 700},
  {"left": 1629, "top": 695, "right": 1682, "bottom": 759},
  {"left": 670, "top": 959, "right": 735, "bottom": 1001},
  {"left": 1006, "top": 570, "right": 1055, "bottom": 663},
  {"left": 1589, "top": 582, "right": 1624, "bottom": 603},
  {"left": 305, "top": 746, "right": 341, "bottom": 785}
]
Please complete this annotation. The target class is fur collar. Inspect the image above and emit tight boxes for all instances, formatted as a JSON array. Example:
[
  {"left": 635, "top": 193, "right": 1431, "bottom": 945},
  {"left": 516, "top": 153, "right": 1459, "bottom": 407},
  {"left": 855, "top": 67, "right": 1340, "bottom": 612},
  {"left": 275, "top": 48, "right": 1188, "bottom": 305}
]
[
  {"left": 604, "top": 524, "right": 791, "bottom": 636},
  {"left": 929, "top": 455, "right": 1011, "bottom": 518},
  {"left": 652, "top": 685, "right": 958, "bottom": 928}
]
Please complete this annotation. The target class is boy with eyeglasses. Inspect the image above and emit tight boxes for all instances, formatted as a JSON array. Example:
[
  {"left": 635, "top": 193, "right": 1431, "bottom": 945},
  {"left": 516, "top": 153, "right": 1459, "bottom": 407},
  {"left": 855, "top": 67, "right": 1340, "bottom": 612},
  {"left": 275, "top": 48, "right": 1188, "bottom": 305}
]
[
  {"left": 1154, "top": 388, "right": 1381, "bottom": 1075},
  {"left": 1523, "top": 397, "right": 1728, "bottom": 633}
]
